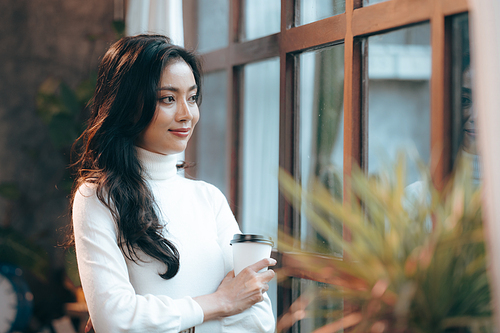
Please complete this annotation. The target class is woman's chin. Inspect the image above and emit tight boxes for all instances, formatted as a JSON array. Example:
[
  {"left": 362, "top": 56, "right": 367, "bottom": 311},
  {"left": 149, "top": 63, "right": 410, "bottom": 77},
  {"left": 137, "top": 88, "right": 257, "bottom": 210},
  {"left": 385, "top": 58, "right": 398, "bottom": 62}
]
[{"left": 462, "top": 138, "right": 478, "bottom": 155}]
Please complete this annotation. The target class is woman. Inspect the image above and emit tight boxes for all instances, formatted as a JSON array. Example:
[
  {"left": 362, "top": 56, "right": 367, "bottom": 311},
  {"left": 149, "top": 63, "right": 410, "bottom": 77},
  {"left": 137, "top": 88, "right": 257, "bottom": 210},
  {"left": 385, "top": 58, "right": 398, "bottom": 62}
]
[{"left": 71, "top": 34, "right": 276, "bottom": 332}]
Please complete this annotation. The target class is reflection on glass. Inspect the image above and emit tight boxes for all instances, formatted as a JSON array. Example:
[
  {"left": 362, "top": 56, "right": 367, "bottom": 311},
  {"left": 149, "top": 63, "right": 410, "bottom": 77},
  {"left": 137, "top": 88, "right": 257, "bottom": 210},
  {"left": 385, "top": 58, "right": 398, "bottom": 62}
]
[
  {"left": 368, "top": 24, "right": 431, "bottom": 185},
  {"left": 451, "top": 14, "right": 480, "bottom": 183},
  {"left": 196, "top": 71, "right": 228, "bottom": 195},
  {"left": 292, "top": 278, "right": 343, "bottom": 332},
  {"left": 244, "top": 0, "right": 280, "bottom": 41},
  {"left": 299, "top": 0, "right": 345, "bottom": 26},
  {"left": 241, "top": 58, "right": 280, "bottom": 320},
  {"left": 363, "top": 0, "right": 389, "bottom": 6},
  {"left": 197, "top": 0, "right": 228, "bottom": 53},
  {"left": 299, "top": 44, "right": 344, "bottom": 259},
  {"left": 241, "top": 58, "right": 280, "bottom": 239}
]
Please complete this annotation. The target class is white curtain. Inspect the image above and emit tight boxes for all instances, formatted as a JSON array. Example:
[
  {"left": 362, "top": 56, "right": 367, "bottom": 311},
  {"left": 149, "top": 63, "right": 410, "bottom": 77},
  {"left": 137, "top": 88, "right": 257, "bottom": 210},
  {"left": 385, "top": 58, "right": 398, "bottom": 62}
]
[
  {"left": 126, "top": 0, "right": 184, "bottom": 46},
  {"left": 469, "top": 0, "right": 500, "bottom": 328},
  {"left": 125, "top": 0, "right": 185, "bottom": 164}
]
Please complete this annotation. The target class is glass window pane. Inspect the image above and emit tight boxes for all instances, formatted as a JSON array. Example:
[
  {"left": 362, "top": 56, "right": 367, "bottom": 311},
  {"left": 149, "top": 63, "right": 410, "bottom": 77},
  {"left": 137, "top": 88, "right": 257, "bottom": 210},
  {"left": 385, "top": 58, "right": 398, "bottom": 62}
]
[
  {"left": 368, "top": 24, "right": 431, "bottom": 185},
  {"left": 243, "top": 0, "right": 280, "bottom": 41},
  {"left": 241, "top": 58, "right": 280, "bottom": 320},
  {"left": 299, "top": 0, "right": 345, "bottom": 26},
  {"left": 451, "top": 14, "right": 479, "bottom": 182},
  {"left": 195, "top": 71, "right": 228, "bottom": 196},
  {"left": 299, "top": 44, "right": 344, "bottom": 256},
  {"left": 241, "top": 58, "right": 279, "bottom": 240},
  {"left": 197, "top": 0, "right": 228, "bottom": 53},
  {"left": 292, "top": 278, "right": 343, "bottom": 332}
]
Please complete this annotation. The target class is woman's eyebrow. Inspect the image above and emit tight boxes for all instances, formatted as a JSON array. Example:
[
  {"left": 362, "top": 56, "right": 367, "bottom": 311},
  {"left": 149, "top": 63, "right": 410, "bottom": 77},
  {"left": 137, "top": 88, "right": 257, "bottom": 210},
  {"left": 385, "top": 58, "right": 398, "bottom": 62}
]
[{"left": 157, "top": 84, "right": 198, "bottom": 92}]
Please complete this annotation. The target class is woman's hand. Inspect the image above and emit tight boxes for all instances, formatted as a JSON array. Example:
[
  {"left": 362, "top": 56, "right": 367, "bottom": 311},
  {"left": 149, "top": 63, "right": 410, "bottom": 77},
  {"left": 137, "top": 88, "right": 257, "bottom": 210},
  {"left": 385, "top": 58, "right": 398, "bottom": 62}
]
[
  {"left": 194, "top": 258, "right": 276, "bottom": 321},
  {"left": 85, "top": 317, "right": 93, "bottom": 333}
]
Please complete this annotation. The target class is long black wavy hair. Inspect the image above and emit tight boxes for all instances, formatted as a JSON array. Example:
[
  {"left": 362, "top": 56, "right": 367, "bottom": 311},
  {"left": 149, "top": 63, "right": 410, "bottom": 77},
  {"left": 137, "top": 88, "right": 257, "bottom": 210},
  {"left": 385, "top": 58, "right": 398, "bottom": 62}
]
[{"left": 71, "top": 34, "right": 202, "bottom": 279}]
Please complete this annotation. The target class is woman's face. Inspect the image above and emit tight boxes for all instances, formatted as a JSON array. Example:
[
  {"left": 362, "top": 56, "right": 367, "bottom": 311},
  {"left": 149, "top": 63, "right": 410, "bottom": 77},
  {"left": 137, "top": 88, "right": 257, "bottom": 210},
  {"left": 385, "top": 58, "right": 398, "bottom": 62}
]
[
  {"left": 461, "top": 66, "right": 477, "bottom": 154},
  {"left": 136, "top": 59, "right": 200, "bottom": 155}
]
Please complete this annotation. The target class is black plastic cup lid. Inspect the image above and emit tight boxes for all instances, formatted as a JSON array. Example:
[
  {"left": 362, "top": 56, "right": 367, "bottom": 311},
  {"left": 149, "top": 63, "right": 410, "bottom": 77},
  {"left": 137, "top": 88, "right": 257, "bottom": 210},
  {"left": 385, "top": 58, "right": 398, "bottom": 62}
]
[{"left": 230, "top": 234, "right": 274, "bottom": 246}]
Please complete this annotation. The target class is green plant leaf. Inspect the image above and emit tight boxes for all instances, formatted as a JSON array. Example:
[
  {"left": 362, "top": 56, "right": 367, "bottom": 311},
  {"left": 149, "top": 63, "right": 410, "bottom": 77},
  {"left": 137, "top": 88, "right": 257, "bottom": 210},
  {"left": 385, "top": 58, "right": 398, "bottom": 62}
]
[
  {"left": 64, "top": 247, "right": 80, "bottom": 287},
  {"left": 60, "top": 82, "right": 80, "bottom": 115},
  {"left": 0, "top": 182, "right": 21, "bottom": 200},
  {"left": 0, "top": 228, "right": 49, "bottom": 281},
  {"left": 112, "top": 20, "right": 125, "bottom": 37},
  {"left": 75, "top": 72, "right": 97, "bottom": 104},
  {"left": 48, "top": 113, "right": 80, "bottom": 148}
]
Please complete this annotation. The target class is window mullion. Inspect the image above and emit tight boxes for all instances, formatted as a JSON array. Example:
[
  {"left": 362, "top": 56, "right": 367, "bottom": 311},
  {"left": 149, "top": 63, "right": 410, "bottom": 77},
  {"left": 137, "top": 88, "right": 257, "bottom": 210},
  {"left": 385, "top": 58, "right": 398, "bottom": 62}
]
[
  {"left": 430, "top": 1, "right": 451, "bottom": 190},
  {"left": 277, "top": 0, "right": 297, "bottom": 326}
]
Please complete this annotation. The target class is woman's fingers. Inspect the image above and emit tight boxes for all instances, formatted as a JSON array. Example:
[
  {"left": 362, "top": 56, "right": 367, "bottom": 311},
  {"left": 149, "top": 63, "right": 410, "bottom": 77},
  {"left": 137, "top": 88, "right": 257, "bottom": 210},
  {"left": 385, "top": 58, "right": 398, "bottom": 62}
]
[
  {"left": 236, "top": 258, "right": 276, "bottom": 290},
  {"left": 259, "top": 268, "right": 275, "bottom": 283},
  {"left": 238, "top": 264, "right": 275, "bottom": 285},
  {"left": 209, "top": 258, "right": 277, "bottom": 317},
  {"left": 245, "top": 258, "right": 277, "bottom": 273},
  {"left": 85, "top": 318, "right": 93, "bottom": 333}
]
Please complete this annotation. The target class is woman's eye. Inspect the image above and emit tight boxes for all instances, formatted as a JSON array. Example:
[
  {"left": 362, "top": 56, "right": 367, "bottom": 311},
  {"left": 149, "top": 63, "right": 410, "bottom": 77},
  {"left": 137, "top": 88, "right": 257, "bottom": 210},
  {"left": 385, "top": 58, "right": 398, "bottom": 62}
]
[
  {"left": 461, "top": 94, "right": 472, "bottom": 108},
  {"left": 188, "top": 95, "right": 198, "bottom": 103},
  {"left": 160, "top": 96, "right": 175, "bottom": 103}
]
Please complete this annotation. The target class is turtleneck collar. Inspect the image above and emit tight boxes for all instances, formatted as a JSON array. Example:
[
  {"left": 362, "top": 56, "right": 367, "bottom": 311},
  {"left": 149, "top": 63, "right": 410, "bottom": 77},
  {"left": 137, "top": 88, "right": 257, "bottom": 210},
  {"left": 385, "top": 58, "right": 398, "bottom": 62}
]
[{"left": 136, "top": 147, "right": 179, "bottom": 181}]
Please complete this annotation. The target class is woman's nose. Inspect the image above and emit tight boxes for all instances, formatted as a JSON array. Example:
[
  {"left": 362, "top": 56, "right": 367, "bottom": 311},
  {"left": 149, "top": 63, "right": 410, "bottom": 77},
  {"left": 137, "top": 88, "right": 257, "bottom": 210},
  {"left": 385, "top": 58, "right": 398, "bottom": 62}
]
[
  {"left": 470, "top": 104, "right": 477, "bottom": 122},
  {"left": 176, "top": 100, "right": 193, "bottom": 122}
]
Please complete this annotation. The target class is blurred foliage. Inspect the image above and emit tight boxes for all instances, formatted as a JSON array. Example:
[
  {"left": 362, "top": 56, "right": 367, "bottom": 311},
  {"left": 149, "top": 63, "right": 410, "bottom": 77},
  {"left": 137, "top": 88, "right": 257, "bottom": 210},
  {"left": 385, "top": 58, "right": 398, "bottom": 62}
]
[
  {"left": 36, "top": 73, "right": 95, "bottom": 151},
  {"left": 112, "top": 19, "right": 125, "bottom": 38},
  {"left": 0, "top": 228, "right": 49, "bottom": 281},
  {"left": 64, "top": 247, "right": 80, "bottom": 288},
  {"left": 32, "top": 19, "right": 125, "bottom": 300},
  {"left": 0, "top": 182, "right": 21, "bottom": 200},
  {"left": 35, "top": 21, "right": 125, "bottom": 190},
  {"left": 277, "top": 153, "right": 492, "bottom": 333},
  {"left": 33, "top": 59, "right": 95, "bottom": 309},
  {"left": 35, "top": 72, "right": 96, "bottom": 193}
]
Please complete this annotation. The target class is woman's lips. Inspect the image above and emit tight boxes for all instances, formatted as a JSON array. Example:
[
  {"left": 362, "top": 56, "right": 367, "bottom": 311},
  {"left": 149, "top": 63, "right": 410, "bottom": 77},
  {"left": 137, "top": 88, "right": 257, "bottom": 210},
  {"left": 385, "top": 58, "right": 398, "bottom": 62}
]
[
  {"left": 169, "top": 128, "right": 191, "bottom": 137},
  {"left": 464, "top": 129, "right": 476, "bottom": 137}
]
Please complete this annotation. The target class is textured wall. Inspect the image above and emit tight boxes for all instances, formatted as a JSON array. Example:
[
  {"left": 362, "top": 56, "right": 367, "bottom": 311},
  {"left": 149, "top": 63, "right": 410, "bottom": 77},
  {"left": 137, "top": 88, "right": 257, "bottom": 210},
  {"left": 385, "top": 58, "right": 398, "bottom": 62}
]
[{"left": 0, "top": 0, "right": 115, "bottom": 324}]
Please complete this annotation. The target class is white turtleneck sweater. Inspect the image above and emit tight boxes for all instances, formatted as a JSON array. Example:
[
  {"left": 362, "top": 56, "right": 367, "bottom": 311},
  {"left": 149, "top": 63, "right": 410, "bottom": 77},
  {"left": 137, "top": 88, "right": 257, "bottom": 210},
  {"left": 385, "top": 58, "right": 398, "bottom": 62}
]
[{"left": 72, "top": 148, "right": 275, "bottom": 333}]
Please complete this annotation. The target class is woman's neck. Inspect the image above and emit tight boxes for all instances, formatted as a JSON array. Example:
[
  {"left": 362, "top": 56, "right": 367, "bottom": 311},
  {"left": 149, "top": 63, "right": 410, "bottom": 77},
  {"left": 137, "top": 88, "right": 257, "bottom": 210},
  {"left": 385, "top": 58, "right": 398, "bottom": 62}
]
[{"left": 135, "top": 147, "right": 179, "bottom": 180}]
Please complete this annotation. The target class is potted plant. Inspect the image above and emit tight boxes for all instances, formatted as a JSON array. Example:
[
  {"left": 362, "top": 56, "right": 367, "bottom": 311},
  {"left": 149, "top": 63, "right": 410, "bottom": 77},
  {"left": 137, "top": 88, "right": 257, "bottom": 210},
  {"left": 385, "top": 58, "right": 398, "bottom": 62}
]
[{"left": 277, "top": 153, "right": 493, "bottom": 333}]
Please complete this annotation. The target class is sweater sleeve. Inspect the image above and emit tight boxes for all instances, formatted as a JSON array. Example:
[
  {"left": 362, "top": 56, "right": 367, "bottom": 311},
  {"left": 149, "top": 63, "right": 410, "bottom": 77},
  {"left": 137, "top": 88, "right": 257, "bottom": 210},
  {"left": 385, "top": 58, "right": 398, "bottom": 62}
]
[
  {"left": 72, "top": 184, "right": 204, "bottom": 333},
  {"left": 212, "top": 186, "right": 276, "bottom": 333}
]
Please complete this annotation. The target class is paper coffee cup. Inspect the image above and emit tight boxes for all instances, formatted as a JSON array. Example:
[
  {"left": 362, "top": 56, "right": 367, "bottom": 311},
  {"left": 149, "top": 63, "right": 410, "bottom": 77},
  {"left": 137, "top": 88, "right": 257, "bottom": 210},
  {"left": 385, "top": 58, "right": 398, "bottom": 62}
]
[{"left": 230, "top": 234, "right": 274, "bottom": 276}]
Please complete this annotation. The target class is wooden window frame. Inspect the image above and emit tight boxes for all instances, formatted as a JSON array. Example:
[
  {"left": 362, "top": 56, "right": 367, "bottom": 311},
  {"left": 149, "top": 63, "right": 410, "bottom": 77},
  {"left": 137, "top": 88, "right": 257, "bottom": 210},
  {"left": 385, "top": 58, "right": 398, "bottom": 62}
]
[{"left": 184, "top": 0, "right": 469, "bottom": 327}]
